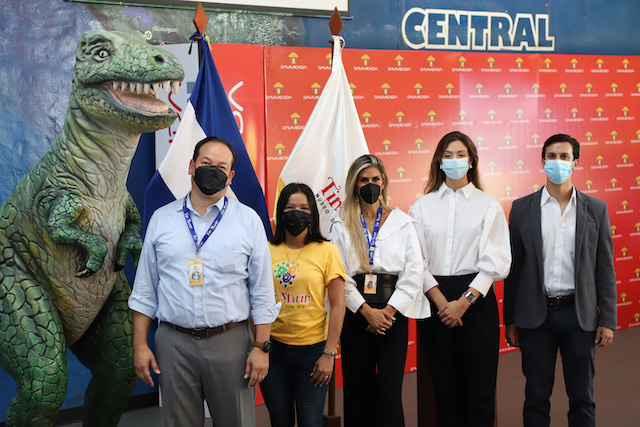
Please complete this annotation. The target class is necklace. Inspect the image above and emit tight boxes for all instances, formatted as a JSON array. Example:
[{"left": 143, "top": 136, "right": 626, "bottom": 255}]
[{"left": 284, "top": 243, "right": 305, "bottom": 264}]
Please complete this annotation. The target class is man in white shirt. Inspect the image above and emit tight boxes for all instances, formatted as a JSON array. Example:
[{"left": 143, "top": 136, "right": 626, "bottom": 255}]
[
  {"left": 504, "top": 134, "right": 616, "bottom": 427},
  {"left": 129, "top": 136, "right": 280, "bottom": 426}
]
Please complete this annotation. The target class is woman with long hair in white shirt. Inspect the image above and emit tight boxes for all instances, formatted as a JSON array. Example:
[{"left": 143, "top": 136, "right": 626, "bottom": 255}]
[
  {"left": 331, "top": 154, "right": 430, "bottom": 427},
  {"left": 408, "top": 131, "right": 511, "bottom": 427}
]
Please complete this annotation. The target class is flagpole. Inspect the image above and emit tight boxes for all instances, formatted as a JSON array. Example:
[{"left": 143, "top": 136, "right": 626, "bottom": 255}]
[
  {"left": 193, "top": 2, "right": 208, "bottom": 65},
  {"left": 325, "top": 10, "right": 343, "bottom": 427}
]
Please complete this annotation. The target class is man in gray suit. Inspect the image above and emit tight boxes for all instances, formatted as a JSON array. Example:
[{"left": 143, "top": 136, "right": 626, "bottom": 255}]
[{"left": 504, "top": 133, "right": 616, "bottom": 427}]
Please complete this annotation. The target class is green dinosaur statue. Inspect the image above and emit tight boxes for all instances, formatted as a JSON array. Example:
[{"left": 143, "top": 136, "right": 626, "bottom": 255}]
[{"left": 0, "top": 30, "right": 184, "bottom": 426}]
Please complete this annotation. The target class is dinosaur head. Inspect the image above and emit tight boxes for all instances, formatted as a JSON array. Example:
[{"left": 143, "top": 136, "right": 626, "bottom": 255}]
[{"left": 72, "top": 30, "right": 185, "bottom": 133}]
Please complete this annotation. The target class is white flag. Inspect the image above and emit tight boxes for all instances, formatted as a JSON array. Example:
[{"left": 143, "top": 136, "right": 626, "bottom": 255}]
[{"left": 275, "top": 36, "right": 369, "bottom": 236}]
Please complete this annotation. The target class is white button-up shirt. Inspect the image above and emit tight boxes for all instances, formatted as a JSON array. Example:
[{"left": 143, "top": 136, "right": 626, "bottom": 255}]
[
  {"left": 409, "top": 183, "right": 511, "bottom": 296},
  {"left": 540, "top": 186, "right": 577, "bottom": 296}
]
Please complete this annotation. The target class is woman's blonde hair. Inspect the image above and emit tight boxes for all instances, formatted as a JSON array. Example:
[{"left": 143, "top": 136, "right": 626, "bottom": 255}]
[{"left": 340, "top": 154, "right": 390, "bottom": 271}]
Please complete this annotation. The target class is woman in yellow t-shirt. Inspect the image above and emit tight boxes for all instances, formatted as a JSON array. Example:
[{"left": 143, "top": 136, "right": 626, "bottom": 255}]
[{"left": 261, "top": 183, "right": 346, "bottom": 427}]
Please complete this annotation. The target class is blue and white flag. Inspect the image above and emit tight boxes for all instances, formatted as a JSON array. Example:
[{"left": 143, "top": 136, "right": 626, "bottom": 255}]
[{"left": 144, "top": 34, "right": 272, "bottom": 237}]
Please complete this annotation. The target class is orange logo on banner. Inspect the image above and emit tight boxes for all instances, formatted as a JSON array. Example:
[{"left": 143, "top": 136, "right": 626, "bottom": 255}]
[
  {"left": 505, "top": 83, "right": 512, "bottom": 94},
  {"left": 311, "top": 82, "right": 321, "bottom": 95},
  {"left": 596, "top": 58, "right": 604, "bottom": 69},
  {"left": 381, "top": 83, "right": 390, "bottom": 94},
  {"left": 395, "top": 55, "right": 404, "bottom": 66},
  {"left": 586, "top": 131, "right": 593, "bottom": 141},
  {"left": 396, "top": 111, "right": 405, "bottom": 123},
  {"left": 505, "top": 186, "right": 513, "bottom": 196},
  {"left": 544, "top": 58, "right": 552, "bottom": 68},
  {"left": 427, "top": 55, "right": 436, "bottom": 67},
  {"left": 533, "top": 184, "right": 540, "bottom": 192},
  {"left": 636, "top": 222, "right": 640, "bottom": 232},
  {"left": 460, "top": 110, "right": 467, "bottom": 120},
  {"left": 488, "top": 109, "right": 496, "bottom": 120},
  {"left": 476, "top": 83, "right": 483, "bottom": 94},
  {"left": 516, "top": 109, "right": 524, "bottom": 119},
  {"left": 415, "top": 192, "right": 423, "bottom": 199},
  {"left": 596, "top": 107, "right": 604, "bottom": 117},
  {"left": 275, "top": 143, "right": 285, "bottom": 156},
  {"left": 288, "top": 52, "right": 299, "bottom": 64},
  {"left": 635, "top": 267, "right": 640, "bottom": 277},
  {"left": 533, "top": 83, "right": 540, "bottom": 93},
  {"left": 516, "top": 58, "right": 524, "bottom": 68},
  {"left": 459, "top": 56, "right": 467, "bottom": 67},
  {"left": 361, "top": 54, "right": 371, "bottom": 66},
  {"left": 428, "top": 111, "right": 437, "bottom": 122},
  {"left": 290, "top": 113, "right": 300, "bottom": 125},
  {"left": 634, "top": 313, "right": 640, "bottom": 322},
  {"left": 445, "top": 83, "right": 455, "bottom": 94},
  {"left": 362, "top": 112, "right": 371, "bottom": 123},
  {"left": 397, "top": 167, "right": 406, "bottom": 178},
  {"left": 545, "top": 108, "right": 552, "bottom": 118},
  {"left": 517, "top": 160, "right": 524, "bottom": 170},
  {"left": 597, "top": 155, "right": 604, "bottom": 165},
  {"left": 636, "top": 83, "right": 640, "bottom": 93},
  {"left": 611, "top": 130, "right": 618, "bottom": 140},
  {"left": 622, "top": 247, "right": 628, "bottom": 256},
  {"left": 571, "top": 108, "right": 578, "bottom": 118},
  {"left": 477, "top": 136, "right": 484, "bottom": 146},
  {"left": 560, "top": 83, "right": 567, "bottom": 93},
  {"left": 611, "top": 83, "right": 618, "bottom": 93},
  {"left": 622, "top": 59, "right": 630, "bottom": 69},
  {"left": 274, "top": 82, "right": 284, "bottom": 94},
  {"left": 487, "top": 57, "right": 496, "bottom": 68},
  {"left": 349, "top": 82, "right": 356, "bottom": 95},
  {"left": 586, "top": 179, "right": 593, "bottom": 190},
  {"left": 622, "top": 107, "right": 629, "bottom": 117},
  {"left": 621, "top": 293, "right": 627, "bottom": 302},
  {"left": 489, "top": 161, "right": 496, "bottom": 172},
  {"left": 415, "top": 138, "right": 423, "bottom": 149},
  {"left": 636, "top": 176, "right": 640, "bottom": 185},
  {"left": 622, "top": 200, "right": 629, "bottom": 209},
  {"left": 622, "top": 154, "right": 629, "bottom": 163},
  {"left": 611, "top": 178, "right": 618, "bottom": 187},
  {"left": 325, "top": 53, "right": 332, "bottom": 66},
  {"left": 414, "top": 83, "right": 423, "bottom": 94},
  {"left": 571, "top": 58, "right": 579, "bottom": 69},
  {"left": 586, "top": 83, "right": 593, "bottom": 93},
  {"left": 382, "top": 139, "right": 391, "bottom": 151},
  {"left": 533, "top": 134, "right": 540, "bottom": 144},
  {"left": 505, "top": 135, "right": 512, "bottom": 145},
  {"left": 611, "top": 225, "right": 617, "bottom": 235}
]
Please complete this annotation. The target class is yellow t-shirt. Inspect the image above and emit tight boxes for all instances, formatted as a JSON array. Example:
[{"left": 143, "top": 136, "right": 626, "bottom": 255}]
[{"left": 269, "top": 241, "right": 346, "bottom": 346}]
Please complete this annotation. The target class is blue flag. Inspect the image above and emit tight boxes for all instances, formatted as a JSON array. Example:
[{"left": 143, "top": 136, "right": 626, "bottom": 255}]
[{"left": 145, "top": 34, "right": 272, "bottom": 238}]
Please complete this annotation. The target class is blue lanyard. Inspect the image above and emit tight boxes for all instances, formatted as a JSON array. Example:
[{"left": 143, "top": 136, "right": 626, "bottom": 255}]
[
  {"left": 360, "top": 206, "right": 383, "bottom": 268},
  {"left": 183, "top": 196, "right": 228, "bottom": 258}
]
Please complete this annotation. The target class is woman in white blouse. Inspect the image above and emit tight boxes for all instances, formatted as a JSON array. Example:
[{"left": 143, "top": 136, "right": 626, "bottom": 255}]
[
  {"left": 408, "top": 131, "right": 511, "bottom": 427},
  {"left": 331, "top": 154, "right": 430, "bottom": 427}
]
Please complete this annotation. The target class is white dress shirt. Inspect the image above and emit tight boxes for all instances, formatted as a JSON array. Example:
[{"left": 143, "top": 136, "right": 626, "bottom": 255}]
[
  {"left": 540, "top": 186, "right": 577, "bottom": 296},
  {"left": 330, "top": 208, "right": 431, "bottom": 319},
  {"left": 129, "top": 194, "right": 281, "bottom": 328},
  {"left": 408, "top": 183, "right": 511, "bottom": 296}
]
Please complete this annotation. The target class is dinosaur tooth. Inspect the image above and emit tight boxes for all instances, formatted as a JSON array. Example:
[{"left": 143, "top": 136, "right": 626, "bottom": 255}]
[
  {"left": 112, "top": 81, "right": 118, "bottom": 91},
  {"left": 152, "top": 83, "right": 159, "bottom": 95},
  {"left": 144, "top": 83, "right": 150, "bottom": 95},
  {"left": 172, "top": 81, "right": 179, "bottom": 95},
  {"left": 121, "top": 82, "right": 128, "bottom": 92},
  {"left": 136, "top": 83, "right": 143, "bottom": 95},
  {"left": 162, "top": 81, "right": 171, "bottom": 93}
]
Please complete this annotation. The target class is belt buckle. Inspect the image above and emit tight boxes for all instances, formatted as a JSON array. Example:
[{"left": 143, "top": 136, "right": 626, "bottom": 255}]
[{"left": 191, "top": 328, "right": 207, "bottom": 339}]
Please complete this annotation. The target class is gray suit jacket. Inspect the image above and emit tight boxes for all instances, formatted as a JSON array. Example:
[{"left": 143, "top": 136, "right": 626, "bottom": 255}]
[{"left": 503, "top": 188, "right": 617, "bottom": 332}]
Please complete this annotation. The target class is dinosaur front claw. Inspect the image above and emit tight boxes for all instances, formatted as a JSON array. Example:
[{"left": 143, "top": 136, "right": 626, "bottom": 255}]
[{"left": 76, "top": 267, "right": 97, "bottom": 278}]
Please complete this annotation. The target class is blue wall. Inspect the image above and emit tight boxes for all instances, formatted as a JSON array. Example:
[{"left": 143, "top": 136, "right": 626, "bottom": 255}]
[{"left": 1, "top": 0, "right": 639, "bottom": 420}]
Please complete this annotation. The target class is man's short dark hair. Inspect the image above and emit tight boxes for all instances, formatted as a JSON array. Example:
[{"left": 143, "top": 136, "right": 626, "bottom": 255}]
[
  {"left": 541, "top": 134, "right": 580, "bottom": 160},
  {"left": 192, "top": 136, "right": 238, "bottom": 170}
]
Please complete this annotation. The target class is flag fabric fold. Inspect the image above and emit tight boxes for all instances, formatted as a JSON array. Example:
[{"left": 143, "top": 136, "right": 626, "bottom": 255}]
[
  {"left": 145, "top": 34, "right": 272, "bottom": 238},
  {"left": 275, "top": 36, "right": 370, "bottom": 236}
]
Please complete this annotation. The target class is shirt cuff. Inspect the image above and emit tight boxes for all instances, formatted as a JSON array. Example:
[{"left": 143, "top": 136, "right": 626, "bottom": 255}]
[
  {"left": 423, "top": 272, "right": 439, "bottom": 294},
  {"left": 128, "top": 297, "right": 157, "bottom": 320},
  {"left": 346, "top": 291, "right": 366, "bottom": 313},
  {"left": 251, "top": 301, "right": 282, "bottom": 325},
  {"left": 469, "top": 271, "right": 494, "bottom": 297}
]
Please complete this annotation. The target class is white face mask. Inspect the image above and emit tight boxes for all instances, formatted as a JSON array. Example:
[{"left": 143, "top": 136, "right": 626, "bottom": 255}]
[
  {"left": 441, "top": 157, "right": 470, "bottom": 180},
  {"left": 543, "top": 159, "right": 573, "bottom": 184}
]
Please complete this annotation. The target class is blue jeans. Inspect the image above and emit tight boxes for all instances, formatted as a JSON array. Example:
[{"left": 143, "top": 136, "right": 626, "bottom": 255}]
[{"left": 260, "top": 339, "right": 328, "bottom": 427}]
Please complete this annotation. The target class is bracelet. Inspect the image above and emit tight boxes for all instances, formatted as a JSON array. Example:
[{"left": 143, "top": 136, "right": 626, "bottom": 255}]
[{"left": 323, "top": 349, "right": 336, "bottom": 358}]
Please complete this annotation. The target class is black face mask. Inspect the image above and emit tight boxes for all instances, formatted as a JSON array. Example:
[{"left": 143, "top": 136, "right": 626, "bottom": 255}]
[
  {"left": 194, "top": 165, "right": 228, "bottom": 195},
  {"left": 282, "top": 210, "right": 311, "bottom": 236},
  {"left": 359, "top": 183, "right": 381, "bottom": 204}
]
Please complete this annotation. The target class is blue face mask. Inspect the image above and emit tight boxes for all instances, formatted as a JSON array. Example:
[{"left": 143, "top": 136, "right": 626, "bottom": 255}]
[
  {"left": 441, "top": 158, "right": 470, "bottom": 180},
  {"left": 544, "top": 159, "right": 573, "bottom": 184}
]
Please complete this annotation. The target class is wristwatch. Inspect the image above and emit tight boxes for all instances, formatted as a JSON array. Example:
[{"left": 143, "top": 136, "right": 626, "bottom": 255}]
[
  {"left": 463, "top": 291, "right": 478, "bottom": 305},
  {"left": 254, "top": 340, "right": 273, "bottom": 353}
]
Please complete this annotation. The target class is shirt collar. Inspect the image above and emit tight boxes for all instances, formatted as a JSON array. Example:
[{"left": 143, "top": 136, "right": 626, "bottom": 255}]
[
  {"left": 437, "top": 182, "right": 476, "bottom": 200},
  {"left": 540, "top": 186, "right": 576, "bottom": 207},
  {"left": 182, "top": 193, "right": 227, "bottom": 215}
]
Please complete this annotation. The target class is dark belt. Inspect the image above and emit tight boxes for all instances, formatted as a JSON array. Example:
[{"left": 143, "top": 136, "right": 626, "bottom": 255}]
[
  {"left": 161, "top": 319, "right": 245, "bottom": 339},
  {"left": 353, "top": 273, "right": 398, "bottom": 309},
  {"left": 546, "top": 294, "right": 574, "bottom": 306}
]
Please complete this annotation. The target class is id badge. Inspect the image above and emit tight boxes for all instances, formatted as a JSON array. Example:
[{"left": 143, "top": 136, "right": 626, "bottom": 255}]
[
  {"left": 364, "top": 273, "right": 377, "bottom": 294},
  {"left": 189, "top": 260, "right": 203, "bottom": 286}
]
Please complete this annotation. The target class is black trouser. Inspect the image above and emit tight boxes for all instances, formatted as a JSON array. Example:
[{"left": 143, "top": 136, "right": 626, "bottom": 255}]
[
  {"left": 341, "top": 310, "right": 409, "bottom": 427},
  {"left": 418, "top": 274, "right": 499, "bottom": 427}
]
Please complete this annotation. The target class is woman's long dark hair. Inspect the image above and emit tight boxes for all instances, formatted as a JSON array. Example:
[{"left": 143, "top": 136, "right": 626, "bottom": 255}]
[{"left": 271, "top": 182, "right": 328, "bottom": 245}]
